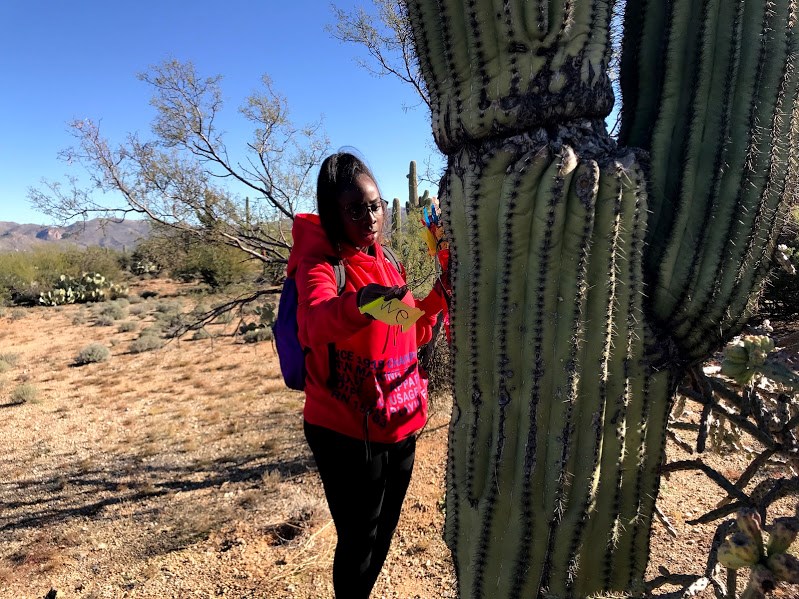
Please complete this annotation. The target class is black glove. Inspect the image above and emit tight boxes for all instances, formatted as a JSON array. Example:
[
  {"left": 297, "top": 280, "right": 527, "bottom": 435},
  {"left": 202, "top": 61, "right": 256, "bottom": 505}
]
[{"left": 357, "top": 283, "right": 408, "bottom": 315}]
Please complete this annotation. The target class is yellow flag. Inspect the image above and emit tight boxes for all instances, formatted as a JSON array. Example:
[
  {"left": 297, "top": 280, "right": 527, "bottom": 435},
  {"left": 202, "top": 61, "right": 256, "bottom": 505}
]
[
  {"left": 359, "top": 297, "right": 425, "bottom": 332},
  {"left": 421, "top": 227, "right": 438, "bottom": 256}
]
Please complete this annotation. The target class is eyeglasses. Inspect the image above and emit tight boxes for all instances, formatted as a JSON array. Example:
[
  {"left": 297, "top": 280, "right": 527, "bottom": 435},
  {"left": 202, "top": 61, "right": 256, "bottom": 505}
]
[{"left": 343, "top": 199, "right": 388, "bottom": 222}]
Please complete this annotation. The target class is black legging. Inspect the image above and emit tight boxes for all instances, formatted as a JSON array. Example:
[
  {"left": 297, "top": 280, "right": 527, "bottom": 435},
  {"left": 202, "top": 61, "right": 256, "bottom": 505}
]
[{"left": 304, "top": 421, "right": 416, "bottom": 599}]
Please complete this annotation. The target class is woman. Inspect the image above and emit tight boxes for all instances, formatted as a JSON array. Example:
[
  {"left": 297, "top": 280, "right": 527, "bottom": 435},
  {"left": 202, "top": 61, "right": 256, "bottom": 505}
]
[{"left": 286, "top": 151, "right": 447, "bottom": 598}]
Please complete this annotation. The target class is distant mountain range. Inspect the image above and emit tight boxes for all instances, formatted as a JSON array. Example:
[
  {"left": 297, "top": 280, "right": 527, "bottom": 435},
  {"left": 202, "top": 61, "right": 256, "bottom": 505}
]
[{"left": 0, "top": 219, "right": 151, "bottom": 253}]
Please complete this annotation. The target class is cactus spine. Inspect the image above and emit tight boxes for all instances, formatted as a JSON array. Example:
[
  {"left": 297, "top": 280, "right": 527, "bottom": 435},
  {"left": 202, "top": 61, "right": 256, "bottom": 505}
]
[{"left": 405, "top": 0, "right": 799, "bottom": 596}]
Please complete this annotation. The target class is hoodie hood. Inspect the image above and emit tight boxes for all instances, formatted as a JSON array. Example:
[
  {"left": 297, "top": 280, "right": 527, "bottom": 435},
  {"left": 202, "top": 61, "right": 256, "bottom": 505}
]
[
  {"left": 288, "top": 213, "right": 377, "bottom": 278},
  {"left": 287, "top": 214, "right": 336, "bottom": 278}
]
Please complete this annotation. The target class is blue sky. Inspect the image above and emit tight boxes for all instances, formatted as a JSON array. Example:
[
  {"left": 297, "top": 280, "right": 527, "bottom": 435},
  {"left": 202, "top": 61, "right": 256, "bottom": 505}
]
[{"left": 0, "top": 1, "right": 443, "bottom": 225}]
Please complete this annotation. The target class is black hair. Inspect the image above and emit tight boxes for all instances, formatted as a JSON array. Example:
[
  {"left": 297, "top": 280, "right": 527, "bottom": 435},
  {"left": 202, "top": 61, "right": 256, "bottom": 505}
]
[{"left": 316, "top": 151, "right": 380, "bottom": 251}]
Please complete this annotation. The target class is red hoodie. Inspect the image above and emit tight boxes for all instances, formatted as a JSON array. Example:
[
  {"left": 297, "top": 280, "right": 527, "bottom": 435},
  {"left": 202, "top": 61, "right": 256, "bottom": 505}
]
[{"left": 287, "top": 213, "right": 445, "bottom": 443}]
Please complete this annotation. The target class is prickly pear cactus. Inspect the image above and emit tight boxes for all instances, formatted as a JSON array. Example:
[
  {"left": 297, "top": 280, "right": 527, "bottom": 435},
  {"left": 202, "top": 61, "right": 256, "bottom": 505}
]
[{"left": 405, "top": 0, "right": 799, "bottom": 596}]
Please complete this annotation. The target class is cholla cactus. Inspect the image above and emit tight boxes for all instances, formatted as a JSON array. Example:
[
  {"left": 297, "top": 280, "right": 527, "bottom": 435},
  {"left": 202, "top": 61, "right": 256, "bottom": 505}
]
[
  {"left": 405, "top": 0, "right": 799, "bottom": 596},
  {"left": 718, "top": 509, "right": 799, "bottom": 596}
]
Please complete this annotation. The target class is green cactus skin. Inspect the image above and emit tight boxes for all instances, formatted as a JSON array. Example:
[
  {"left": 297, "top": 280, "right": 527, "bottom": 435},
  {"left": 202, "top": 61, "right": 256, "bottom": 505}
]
[{"left": 406, "top": 0, "right": 799, "bottom": 597}]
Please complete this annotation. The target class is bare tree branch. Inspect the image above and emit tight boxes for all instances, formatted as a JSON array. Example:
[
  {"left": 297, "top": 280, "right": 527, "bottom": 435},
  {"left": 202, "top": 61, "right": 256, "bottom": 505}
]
[{"left": 329, "top": 1, "right": 429, "bottom": 111}]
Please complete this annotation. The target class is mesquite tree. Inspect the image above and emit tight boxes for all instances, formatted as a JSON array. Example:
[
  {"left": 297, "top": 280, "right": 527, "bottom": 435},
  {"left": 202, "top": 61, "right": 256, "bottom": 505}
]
[{"left": 404, "top": 1, "right": 799, "bottom": 597}]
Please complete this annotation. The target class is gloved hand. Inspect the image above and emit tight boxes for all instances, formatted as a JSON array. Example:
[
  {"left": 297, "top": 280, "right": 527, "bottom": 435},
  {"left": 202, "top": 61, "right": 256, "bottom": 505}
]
[{"left": 357, "top": 283, "right": 408, "bottom": 316}]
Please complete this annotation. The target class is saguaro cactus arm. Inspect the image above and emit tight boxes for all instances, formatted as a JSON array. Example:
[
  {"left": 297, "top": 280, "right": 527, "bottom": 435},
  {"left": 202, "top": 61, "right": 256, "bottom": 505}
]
[{"left": 620, "top": 1, "right": 799, "bottom": 361}]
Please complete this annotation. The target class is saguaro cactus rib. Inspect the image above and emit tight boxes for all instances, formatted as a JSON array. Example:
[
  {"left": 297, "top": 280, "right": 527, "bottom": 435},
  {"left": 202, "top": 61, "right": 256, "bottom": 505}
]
[{"left": 460, "top": 147, "right": 515, "bottom": 508}]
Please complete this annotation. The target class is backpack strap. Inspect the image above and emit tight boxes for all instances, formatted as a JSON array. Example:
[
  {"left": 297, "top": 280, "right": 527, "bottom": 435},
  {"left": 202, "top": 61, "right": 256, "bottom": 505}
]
[
  {"left": 327, "top": 257, "right": 346, "bottom": 296},
  {"left": 334, "top": 262, "right": 346, "bottom": 295},
  {"left": 381, "top": 245, "right": 402, "bottom": 276}
]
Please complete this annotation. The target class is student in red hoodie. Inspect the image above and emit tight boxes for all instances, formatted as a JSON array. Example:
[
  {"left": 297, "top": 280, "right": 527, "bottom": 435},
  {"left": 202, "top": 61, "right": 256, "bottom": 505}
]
[{"left": 287, "top": 151, "right": 447, "bottom": 598}]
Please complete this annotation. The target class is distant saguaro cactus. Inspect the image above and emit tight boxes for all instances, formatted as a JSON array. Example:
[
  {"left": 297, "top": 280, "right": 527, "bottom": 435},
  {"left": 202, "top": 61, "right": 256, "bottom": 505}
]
[
  {"left": 405, "top": 0, "right": 799, "bottom": 597},
  {"left": 392, "top": 197, "right": 402, "bottom": 232},
  {"left": 408, "top": 159, "right": 419, "bottom": 207}
]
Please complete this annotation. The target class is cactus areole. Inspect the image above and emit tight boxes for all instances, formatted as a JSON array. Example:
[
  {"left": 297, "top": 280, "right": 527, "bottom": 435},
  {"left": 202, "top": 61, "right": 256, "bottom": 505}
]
[{"left": 405, "top": 0, "right": 799, "bottom": 597}]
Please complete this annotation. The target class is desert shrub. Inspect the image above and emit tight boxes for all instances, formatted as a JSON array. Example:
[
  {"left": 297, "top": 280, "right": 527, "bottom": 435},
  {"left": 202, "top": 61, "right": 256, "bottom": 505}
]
[
  {"left": 10, "top": 309, "right": 26, "bottom": 320},
  {"left": 0, "top": 353, "right": 19, "bottom": 367},
  {"left": 388, "top": 213, "right": 438, "bottom": 296},
  {"left": 0, "top": 353, "right": 19, "bottom": 374},
  {"left": 128, "top": 304, "right": 148, "bottom": 317},
  {"left": 129, "top": 334, "right": 164, "bottom": 353},
  {"left": 9, "top": 383, "right": 38, "bottom": 404},
  {"left": 72, "top": 310, "right": 88, "bottom": 325},
  {"left": 98, "top": 301, "right": 127, "bottom": 320},
  {"left": 155, "top": 300, "right": 182, "bottom": 314},
  {"left": 129, "top": 223, "right": 190, "bottom": 275},
  {"left": 133, "top": 221, "right": 277, "bottom": 290},
  {"left": 0, "top": 247, "right": 71, "bottom": 305},
  {"left": 214, "top": 310, "right": 234, "bottom": 325},
  {"left": 241, "top": 302, "right": 259, "bottom": 315},
  {"left": 117, "top": 321, "right": 138, "bottom": 333},
  {"left": 424, "top": 318, "right": 452, "bottom": 401},
  {"left": 94, "top": 315, "right": 115, "bottom": 327},
  {"left": 75, "top": 343, "right": 111, "bottom": 365},
  {"left": 62, "top": 246, "right": 124, "bottom": 281},
  {"left": 128, "top": 294, "right": 144, "bottom": 304},
  {"left": 172, "top": 242, "right": 260, "bottom": 289},
  {"left": 0, "top": 307, "right": 6, "bottom": 318},
  {"left": 163, "top": 314, "right": 192, "bottom": 338}
]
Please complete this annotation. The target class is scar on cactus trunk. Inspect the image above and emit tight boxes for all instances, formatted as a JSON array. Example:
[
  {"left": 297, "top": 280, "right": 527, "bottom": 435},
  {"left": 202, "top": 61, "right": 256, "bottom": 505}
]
[{"left": 406, "top": 0, "right": 799, "bottom": 597}]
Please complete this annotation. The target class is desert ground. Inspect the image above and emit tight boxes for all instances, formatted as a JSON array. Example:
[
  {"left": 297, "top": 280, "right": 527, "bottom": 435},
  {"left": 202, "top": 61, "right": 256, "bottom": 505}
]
[{"left": 0, "top": 278, "right": 795, "bottom": 599}]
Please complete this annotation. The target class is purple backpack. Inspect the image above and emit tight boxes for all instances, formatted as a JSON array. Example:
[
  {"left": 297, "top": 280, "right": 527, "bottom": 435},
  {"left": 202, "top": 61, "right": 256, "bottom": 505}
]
[{"left": 272, "top": 247, "right": 400, "bottom": 391}]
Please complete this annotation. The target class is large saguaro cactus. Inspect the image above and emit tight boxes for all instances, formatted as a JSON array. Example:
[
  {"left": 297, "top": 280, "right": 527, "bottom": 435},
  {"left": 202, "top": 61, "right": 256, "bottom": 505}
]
[{"left": 405, "top": 1, "right": 799, "bottom": 597}]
